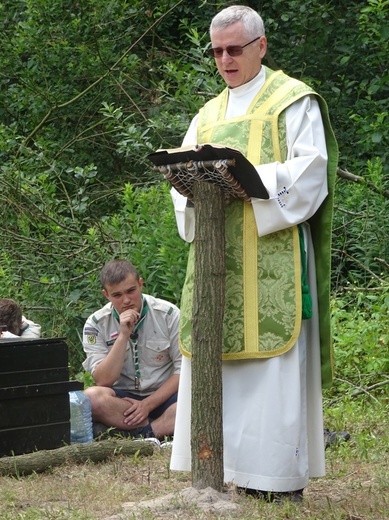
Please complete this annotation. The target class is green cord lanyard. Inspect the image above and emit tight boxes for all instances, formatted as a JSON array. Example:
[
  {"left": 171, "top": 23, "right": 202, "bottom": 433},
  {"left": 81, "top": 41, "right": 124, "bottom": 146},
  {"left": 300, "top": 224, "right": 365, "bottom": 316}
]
[
  {"left": 130, "top": 297, "right": 148, "bottom": 390},
  {"left": 113, "top": 297, "right": 148, "bottom": 390}
]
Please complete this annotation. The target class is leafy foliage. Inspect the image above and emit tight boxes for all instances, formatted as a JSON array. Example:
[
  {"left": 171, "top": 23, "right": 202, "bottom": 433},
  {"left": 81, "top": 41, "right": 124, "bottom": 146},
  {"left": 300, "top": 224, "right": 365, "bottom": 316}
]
[
  {"left": 330, "top": 288, "right": 389, "bottom": 393},
  {"left": 332, "top": 158, "right": 388, "bottom": 289},
  {"left": 1, "top": 163, "right": 188, "bottom": 373},
  {"left": 0, "top": 0, "right": 388, "bottom": 379}
]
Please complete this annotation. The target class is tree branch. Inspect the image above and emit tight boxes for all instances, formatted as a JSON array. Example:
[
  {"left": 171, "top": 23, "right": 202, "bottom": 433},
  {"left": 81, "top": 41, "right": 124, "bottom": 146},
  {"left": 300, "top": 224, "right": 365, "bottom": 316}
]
[
  {"left": 22, "top": 266, "right": 101, "bottom": 285},
  {"left": 19, "top": 0, "right": 184, "bottom": 151},
  {"left": 326, "top": 378, "right": 389, "bottom": 406},
  {"left": 342, "top": 286, "right": 388, "bottom": 292},
  {"left": 337, "top": 167, "right": 389, "bottom": 199},
  {"left": 332, "top": 248, "right": 387, "bottom": 283},
  {"left": 375, "top": 257, "right": 389, "bottom": 270}
]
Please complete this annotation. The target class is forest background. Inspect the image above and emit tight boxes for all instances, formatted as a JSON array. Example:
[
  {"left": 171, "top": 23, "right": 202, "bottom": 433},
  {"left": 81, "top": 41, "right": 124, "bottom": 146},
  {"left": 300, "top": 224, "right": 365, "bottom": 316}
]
[{"left": 1, "top": 0, "right": 388, "bottom": 406}]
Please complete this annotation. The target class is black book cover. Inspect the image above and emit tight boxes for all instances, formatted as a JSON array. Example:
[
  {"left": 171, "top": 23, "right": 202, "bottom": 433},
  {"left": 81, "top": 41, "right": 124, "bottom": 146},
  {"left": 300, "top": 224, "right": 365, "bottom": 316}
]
[{"left": 148, "top": 144, "right": 269, "bottom": 199}]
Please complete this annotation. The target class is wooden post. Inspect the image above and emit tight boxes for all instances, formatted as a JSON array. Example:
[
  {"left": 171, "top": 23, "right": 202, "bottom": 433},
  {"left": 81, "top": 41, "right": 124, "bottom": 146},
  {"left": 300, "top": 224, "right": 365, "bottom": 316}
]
[{"left": 191, "top": 180, "right": 225, "bottom": 491}]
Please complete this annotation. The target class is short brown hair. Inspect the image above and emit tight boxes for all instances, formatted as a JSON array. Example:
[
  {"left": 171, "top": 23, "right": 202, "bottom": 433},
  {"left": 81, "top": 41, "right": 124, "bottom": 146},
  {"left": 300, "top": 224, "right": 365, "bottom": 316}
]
[
  {"left": 100, "top": 259, "right": 140, "bottom": 289},
  {"left": 0, "top": 298, "right": 23, "bottom": 335}
]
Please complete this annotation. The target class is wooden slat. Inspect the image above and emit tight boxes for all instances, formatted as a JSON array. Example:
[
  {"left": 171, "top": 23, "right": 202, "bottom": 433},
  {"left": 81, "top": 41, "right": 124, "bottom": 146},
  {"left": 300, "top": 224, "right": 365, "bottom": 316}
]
[
  {"left": 0, "top": 422, "right": 71, "bottom": 457},
  {"left": 0, "top": 368, "right": 69, "bottom": 387}
]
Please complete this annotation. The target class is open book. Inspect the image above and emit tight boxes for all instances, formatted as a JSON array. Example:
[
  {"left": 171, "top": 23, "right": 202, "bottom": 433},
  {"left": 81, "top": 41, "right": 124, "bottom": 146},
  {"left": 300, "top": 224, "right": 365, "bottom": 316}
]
[{"left": 148, "top": 143, "right": 269, "bottom": 200}]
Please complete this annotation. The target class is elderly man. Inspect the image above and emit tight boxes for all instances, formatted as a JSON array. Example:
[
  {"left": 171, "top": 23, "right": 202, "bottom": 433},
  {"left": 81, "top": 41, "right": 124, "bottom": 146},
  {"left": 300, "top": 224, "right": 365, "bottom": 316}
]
[{"left": 170, "top": 5, "right": 338, "bottom": 502}]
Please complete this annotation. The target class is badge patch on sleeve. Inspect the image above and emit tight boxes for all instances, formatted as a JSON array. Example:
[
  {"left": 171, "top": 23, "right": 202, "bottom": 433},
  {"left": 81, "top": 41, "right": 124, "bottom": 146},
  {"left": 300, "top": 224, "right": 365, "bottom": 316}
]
[
  {"left": 84, "top": 327, "right": 98, "bottom": 345},
  {"left": 87, "top": 334, "right": 97, "bottom": 345}
]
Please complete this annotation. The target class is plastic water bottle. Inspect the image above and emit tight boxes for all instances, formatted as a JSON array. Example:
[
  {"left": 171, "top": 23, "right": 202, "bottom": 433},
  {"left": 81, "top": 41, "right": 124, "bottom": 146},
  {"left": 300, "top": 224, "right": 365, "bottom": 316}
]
[{"left": 69, "top": 391, "right": 93, "bottom": 444}]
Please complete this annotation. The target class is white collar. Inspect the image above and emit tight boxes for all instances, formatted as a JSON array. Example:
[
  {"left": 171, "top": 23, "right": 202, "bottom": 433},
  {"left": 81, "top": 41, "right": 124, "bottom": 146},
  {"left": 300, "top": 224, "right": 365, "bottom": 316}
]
[{"left": 228, "top": 67, "right": 266, "bottom": 99}]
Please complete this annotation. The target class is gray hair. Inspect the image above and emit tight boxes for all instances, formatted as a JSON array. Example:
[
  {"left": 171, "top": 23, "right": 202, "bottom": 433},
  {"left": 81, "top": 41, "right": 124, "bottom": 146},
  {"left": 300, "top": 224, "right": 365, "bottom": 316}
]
[
  {"left": 100, "top": 259, "right": 140, "bottom": 289},
  {"left": 210, "top": 5, "right": 265, "bottom": 39}
]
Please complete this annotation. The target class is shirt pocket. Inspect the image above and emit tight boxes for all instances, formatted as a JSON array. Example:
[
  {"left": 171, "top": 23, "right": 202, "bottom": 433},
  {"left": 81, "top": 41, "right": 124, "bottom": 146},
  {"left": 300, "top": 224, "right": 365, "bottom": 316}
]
[{"left": 143, "top": 340, "right": 171, "bottom": 366}]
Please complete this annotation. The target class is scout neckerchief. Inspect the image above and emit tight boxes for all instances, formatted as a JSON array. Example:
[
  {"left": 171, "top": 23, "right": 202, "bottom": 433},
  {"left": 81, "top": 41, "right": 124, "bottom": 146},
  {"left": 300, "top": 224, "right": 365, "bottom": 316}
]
[{"left": 113, "top": 296, "right": 149, "bottom": 390}]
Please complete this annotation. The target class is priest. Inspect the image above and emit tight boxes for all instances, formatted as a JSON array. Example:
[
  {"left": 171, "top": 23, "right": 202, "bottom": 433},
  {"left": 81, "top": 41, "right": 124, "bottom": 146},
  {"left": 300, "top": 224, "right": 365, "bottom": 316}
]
[{"left": 170, "top": 4, "right": 338, "bottom": 502}]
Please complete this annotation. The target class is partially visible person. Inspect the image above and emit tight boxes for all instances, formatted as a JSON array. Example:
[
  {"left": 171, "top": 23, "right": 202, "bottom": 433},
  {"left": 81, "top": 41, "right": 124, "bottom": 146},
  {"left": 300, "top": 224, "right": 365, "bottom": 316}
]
[
  {"left": 0, "top": 298, "right": 41, "bottom": 339},
  {"left": 82, "top": 259, "right": 181, "bottom": 440}
]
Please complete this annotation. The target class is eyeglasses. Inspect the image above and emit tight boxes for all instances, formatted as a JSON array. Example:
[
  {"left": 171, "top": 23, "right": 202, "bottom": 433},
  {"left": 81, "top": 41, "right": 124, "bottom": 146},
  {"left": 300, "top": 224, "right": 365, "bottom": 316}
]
[{"left": 207, "top": 36, "right": 261, "bottom": 58}]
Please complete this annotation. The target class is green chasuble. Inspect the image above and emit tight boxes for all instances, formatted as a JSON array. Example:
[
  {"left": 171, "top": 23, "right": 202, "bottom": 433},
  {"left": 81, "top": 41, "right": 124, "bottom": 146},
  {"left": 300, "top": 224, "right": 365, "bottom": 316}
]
[{"left": 179, "top": 67, "right": 338, "bottom": 387}]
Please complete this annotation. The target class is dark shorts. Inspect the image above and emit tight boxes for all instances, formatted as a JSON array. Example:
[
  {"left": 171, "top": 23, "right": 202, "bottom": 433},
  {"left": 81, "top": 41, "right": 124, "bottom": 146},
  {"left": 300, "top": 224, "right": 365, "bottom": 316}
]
[{"left": 113, "top": 389, "right": 178, "bottom": 421}]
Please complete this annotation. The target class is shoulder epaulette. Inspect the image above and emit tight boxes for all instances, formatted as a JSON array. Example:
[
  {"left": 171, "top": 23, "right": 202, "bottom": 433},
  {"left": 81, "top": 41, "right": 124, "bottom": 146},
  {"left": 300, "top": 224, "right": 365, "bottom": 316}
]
[{"left": 90, "top": 303, "right": 113, "bottom": 324}]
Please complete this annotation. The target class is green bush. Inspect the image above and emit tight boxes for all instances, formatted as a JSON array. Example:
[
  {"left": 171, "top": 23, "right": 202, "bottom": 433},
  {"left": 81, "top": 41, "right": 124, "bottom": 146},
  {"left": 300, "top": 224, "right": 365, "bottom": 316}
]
[
  {"left": 332, "top": 157, "right": 388, "bottom": 289},
  {"left": 0, "top": 178, "right": 188, "bottom": 376},
  {"left": 1, "top": 0, "right": 388, "bottom": 387},
  {"left": 329, "top": 287, "right": 389, "bottom": 396}
]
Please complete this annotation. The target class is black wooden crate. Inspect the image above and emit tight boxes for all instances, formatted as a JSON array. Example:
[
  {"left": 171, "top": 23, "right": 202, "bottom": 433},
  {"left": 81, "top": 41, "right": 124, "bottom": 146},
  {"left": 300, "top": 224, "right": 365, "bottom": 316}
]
[{"left": 0, "top": 338, "right": 83, "bottom": 457}]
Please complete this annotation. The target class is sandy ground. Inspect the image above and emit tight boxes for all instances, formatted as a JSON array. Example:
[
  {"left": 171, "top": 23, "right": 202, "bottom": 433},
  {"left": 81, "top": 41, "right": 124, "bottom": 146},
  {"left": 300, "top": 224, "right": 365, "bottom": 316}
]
[{"left": 105, "top": 486, "right": 241, "bottom": 519}]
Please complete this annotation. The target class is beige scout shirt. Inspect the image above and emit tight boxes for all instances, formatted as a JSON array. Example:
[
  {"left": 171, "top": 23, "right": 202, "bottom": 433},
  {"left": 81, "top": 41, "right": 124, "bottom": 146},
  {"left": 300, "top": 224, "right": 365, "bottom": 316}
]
[{"left": 82, "top": 294, "right": 181, "bottom": 396}]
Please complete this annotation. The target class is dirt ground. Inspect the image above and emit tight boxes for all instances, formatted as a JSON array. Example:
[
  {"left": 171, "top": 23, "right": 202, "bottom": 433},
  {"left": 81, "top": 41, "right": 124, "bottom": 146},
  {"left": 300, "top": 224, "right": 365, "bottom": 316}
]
[
  {"left": 1, "top": 438, "right": 387, "bottom": 520},
  {"left": 105, "top": 486, "right": 241, "bottom": 519}
]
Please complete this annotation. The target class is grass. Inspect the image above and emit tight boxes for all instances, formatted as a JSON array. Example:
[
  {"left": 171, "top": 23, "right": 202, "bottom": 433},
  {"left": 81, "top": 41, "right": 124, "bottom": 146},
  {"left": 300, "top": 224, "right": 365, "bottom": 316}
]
[{"left": 0, "top": 395, "right": 387, "bottom": 520}]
